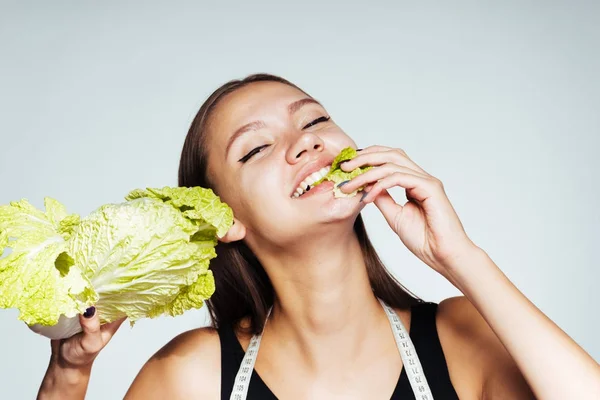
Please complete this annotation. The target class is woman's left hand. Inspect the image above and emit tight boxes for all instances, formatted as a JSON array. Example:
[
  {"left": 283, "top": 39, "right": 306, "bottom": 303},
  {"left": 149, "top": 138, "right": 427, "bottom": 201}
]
[{"left": 339, "top": 145, "right": 478, "bottom": 275}]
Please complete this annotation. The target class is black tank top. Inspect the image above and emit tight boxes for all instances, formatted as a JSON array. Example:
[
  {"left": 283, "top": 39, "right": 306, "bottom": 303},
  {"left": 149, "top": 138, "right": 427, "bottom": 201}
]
[{"left": 218, "top": 302, "right": 460, "bottom": 399}]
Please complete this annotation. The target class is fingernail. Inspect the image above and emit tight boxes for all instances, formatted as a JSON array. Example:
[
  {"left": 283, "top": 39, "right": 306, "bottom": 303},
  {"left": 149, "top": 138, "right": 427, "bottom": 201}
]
[
  {"left": 360, "top": 191, "right": 368, "bottom": 202},
  {"left": 356, "top": 148, "right": 363, "bottom": 151},
  {"left": 337, "top": 180, "right": 350, "bottom": 188},
  {"left": 83, "top": 306, "right": 96, "bottom": 318}
]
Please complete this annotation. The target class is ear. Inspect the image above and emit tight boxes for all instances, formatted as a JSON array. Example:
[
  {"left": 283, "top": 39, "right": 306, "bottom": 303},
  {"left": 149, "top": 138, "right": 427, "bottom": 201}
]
[{"left": 218, "top": 217, "right": 246, "bottom": 243}]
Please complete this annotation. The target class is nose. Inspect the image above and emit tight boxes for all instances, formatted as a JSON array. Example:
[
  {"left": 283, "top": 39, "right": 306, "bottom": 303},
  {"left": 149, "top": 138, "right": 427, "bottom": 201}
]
[{"left": 286, "top": 132, "right": 325, "bottom": 164}]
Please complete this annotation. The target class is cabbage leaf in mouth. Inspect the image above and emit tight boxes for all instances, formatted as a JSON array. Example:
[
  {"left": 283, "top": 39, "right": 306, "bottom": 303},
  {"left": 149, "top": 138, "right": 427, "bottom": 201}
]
[{"left": 312, "top": 147, "right": 372, "bottom": 198}]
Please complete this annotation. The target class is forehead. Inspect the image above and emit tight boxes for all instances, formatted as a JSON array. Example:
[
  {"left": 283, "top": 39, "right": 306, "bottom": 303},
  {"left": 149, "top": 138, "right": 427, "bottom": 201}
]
[{"left": 208, "top": 81, "right": 308, "bottom": 143}]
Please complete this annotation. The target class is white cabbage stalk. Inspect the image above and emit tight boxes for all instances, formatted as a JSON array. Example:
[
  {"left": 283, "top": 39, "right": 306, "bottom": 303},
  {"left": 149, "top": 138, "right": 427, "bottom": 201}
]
[{"left": 29, "top": 315, "right": 83, "bottom": 340}]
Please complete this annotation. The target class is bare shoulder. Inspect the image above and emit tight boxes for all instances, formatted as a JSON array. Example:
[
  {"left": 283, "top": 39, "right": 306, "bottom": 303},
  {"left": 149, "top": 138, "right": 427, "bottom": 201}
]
[
  {"left": 436, "top": 296, "right": 534, "bottom": 399},
  {"left": 437, "top": 296, "right": 495, "bottom": 344},
  {"left": 124, "top": 326, "right": 221, "bottom": 400}
]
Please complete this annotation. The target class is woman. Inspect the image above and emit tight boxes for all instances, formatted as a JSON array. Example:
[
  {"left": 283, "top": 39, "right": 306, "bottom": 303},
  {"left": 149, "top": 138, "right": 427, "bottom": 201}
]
[{"left": 38, "top": 74, "right": 600, "bottom": 399}]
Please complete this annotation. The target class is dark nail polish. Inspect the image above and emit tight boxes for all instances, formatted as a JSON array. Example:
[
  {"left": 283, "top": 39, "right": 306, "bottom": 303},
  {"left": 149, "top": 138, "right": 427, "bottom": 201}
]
[
  {"left": 360, "top": 191, "right": 368, "bottom": 202},
  {"left": 337, "top": 180, "right": 350, "bottom": 188},
  {"left": 356, "top": 148, "right": 363, "bottom": 151},
  {"left": 83, "top": 306, "right": 96, "bottom": 318}
]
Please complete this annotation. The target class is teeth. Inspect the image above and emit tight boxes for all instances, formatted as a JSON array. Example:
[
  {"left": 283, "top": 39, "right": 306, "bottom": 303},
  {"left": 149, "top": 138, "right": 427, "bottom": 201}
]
[
  {"left": 292, "top": 165, "right": 331, "bottom": 198},
  {"left": 309, "top": 171, "right": 322, "bottom": 181}
]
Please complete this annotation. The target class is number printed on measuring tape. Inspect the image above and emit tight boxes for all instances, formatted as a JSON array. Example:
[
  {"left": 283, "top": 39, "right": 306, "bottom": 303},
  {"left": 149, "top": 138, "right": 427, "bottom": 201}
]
[{"left": 379, "top": 299, "right": 435, "bottom": 400}]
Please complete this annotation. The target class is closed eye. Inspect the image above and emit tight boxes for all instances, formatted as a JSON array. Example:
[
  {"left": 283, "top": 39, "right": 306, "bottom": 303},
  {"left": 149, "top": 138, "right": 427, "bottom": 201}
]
[
  {"left": 238, "top": 116, "right": 330, "bottom": 163},
  {"left": 238, "top": 144, "right": 269, "bottom": 163},
  {"left": 303, "top": 116, "right": 330, "bottom": 129}
]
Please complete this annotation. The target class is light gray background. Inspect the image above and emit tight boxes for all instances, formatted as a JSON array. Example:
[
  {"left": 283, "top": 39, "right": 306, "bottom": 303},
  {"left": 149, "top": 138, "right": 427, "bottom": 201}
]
[{"left": 1, "top": 1, "right": 598, "bottom": 399}]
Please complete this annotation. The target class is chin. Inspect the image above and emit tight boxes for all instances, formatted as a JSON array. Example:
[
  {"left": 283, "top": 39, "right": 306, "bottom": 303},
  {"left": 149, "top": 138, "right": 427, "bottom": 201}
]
[
  {"left": 318, "top": 195, "right": 364, "bottom": 223},
  {"left": 260, "top": 199, "right": 363, "bottom": 246}
]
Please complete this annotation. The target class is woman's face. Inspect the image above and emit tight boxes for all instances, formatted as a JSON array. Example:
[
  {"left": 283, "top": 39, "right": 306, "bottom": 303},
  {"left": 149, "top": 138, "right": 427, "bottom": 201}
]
[{"left": 205, "top": 81, "right": 362, "bottom": 246}]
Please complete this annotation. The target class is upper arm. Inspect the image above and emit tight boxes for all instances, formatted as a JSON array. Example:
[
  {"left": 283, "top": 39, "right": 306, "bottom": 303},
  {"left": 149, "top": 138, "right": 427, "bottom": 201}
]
[
  {"left": 124, "top": 327, "right": 221, "bottom": 400},
  {"left": 437, "top": 296, "right": 535, "bottom": 400}
]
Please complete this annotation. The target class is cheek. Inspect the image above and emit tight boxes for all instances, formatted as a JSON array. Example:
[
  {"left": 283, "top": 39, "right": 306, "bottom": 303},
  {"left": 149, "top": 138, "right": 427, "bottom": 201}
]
[
  {"left": 233, "top": 168, "right": 285, "bottom": 219},
  {"left": 323, "top": 128, "right": 357, "bottom": 148},
  {"left": 210, "top": 178, "right": 254, "bottom": 223},
  {"left": 245, "top": 172, "right": 284, "bottom": 208}
]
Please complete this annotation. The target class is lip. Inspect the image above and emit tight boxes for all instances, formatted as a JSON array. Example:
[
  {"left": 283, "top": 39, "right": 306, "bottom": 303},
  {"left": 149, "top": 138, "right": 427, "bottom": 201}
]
[
  {"left": 296, "top": 180, "right": 334, "bottom": 200},
  {"left": 289, "top": 157, "right": 334, "bottom": 198}
]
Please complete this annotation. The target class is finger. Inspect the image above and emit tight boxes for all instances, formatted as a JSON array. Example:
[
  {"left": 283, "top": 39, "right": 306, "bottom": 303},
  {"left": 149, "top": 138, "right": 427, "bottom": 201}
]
[
  {"left": 77, "top": 307, "right": 104, "bottom": 354},
  {"left": 361, "top": 172, "right": 436, "bottom": 204},
  {"left": 340, "top": 163, "right": 425, "bottom": 194},
  {"left": 100, "top": 316, "right": 127, "bottom": 343},
  {"left": 372, "top": 189, "right": 403, "bottom": 227},
  {"left": 354, "top": 145, "right": 391, "bottom": 154},
  {"left": 341, "top": 148, "right": 391, "bottom": 171},
  {"left": 342, "top": 148, "right": 428, "bottom": 175}
]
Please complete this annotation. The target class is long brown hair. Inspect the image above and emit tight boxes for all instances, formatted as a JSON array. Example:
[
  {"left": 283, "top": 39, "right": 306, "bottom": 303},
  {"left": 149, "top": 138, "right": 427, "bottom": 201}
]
[{"left": 178, "top": 74, "right": 422, "bottom": 335}]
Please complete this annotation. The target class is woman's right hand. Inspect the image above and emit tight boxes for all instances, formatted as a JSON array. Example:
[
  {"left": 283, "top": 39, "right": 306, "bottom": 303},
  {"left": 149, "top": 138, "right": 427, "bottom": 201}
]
[{"left": 38, "top": 307, "right": 126, "bottom": 400}]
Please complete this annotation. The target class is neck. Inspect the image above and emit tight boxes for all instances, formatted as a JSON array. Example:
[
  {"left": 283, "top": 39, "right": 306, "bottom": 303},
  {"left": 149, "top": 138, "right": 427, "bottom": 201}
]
[{"left": 253, "top": 218, "right": 388, "bottom": 369}]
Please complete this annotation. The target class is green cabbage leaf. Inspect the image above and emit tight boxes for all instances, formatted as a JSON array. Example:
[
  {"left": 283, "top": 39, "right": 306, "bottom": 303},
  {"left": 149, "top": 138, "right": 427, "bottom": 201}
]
[
  {"left": 0, "top": 198, "right": 94, "bottom": 326},
  {"left": 0, "top": 187, "right": 233, "bottom": 336},
  {"left": 313, "top": 147, "right": 372, "bottom": 197}
]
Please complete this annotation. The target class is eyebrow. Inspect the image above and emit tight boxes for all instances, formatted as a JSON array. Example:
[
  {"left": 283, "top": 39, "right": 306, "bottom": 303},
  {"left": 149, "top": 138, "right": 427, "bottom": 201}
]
[
  {"left": 225, "top": 97, "right": 323, "bottom": 159},
  {"left": 288, "top": 98, "right": 322, "bottom": 114},
  {"left": 225, "top": 120, "right": 266, "bottom": 159}
]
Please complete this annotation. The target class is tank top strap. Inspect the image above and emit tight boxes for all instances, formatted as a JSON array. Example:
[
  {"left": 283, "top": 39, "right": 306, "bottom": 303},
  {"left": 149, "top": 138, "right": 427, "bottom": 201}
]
[
  {"left": 219, "top": 324, "right": 278, "bottom": 400},
  {"left": 219, "top": 302, "right": 459, "bottom": 400},
  {"left": 408, "top": 302, "right": 459, "bottom": 399},
  {"left": 218, "top": 324, "right": 243, "bottom": 400}
]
